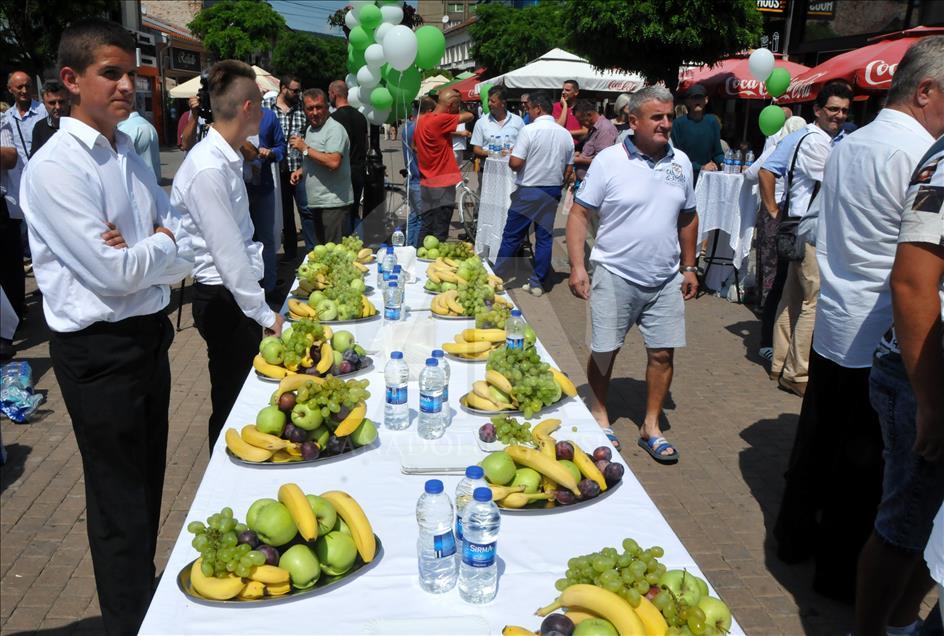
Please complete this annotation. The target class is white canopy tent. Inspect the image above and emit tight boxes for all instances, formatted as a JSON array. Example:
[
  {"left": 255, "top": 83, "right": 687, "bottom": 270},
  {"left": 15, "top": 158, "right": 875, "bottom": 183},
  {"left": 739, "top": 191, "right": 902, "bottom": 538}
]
[
  {"left": 168, "top": 65, "right": 279, "bottom": 98},
  {"left": 418, "top": 74, "right": 451, "bottom": 96},
  {"left": 474, "top": 48, "right": 645, "bottom": 95}
]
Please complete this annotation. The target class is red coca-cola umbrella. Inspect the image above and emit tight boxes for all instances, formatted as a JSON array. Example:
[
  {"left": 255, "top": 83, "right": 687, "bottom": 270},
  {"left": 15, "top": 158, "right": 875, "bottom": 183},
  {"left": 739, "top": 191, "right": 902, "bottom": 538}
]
[
  {"left": 778, "top": 25, "right": 944, "bottom": 103},
  {"left": 678, "top": 55, "right": 810, "bottom": 99}
]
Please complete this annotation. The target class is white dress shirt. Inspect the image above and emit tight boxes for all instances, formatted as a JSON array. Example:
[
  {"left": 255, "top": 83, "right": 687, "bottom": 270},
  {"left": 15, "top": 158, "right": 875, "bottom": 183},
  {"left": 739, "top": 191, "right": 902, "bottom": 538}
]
[
  {"left": 783, "top": 123, "right": 831, "bottom": 218},
  {"left": 511, "top": 114, "right": 574, "bottom": 187},
  {"left": 171, "top": 126, "right": 274, "bottom": 329},
  {"left": 1, "top": 100, "right": 46, "bottom": 219},
  {"left": 812, "top": 108, "right": 934, "bottom": 368},
  {"left": 19, "top": 117, "right": 193, "bottom": 332}
]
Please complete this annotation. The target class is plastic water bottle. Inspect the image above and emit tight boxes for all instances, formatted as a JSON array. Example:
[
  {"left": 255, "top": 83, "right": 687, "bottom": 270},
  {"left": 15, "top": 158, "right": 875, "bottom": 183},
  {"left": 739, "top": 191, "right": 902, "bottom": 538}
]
[
  {"left": 502, "top": 135, "right": 511, "bottom": 155},
  {"left": 458, "top": 487, "right": 501, "bottom": 604},
  {"left": 733, "top": 150, "right": 743, "bottom": 173},
  {"left": 391, "top": 264, "right": 404, "bottom": 287},
  {"left": 416, "top": 479, "right": 458, "bottom": 594},
  {"left": 383, "top": 351, "right": 409, "bottom": 430},
  {"left": 723, "top": 149, "right": 733, "bottom": 174},
  {"left": 391, "top": 226, "right": 405, "bottom": 247},
  {"left": 384, "top": 281, "right": 402, "bottom": 321},
  {"left": 431, "top": 349, "right": 451, "bottom": 424},
  {"left": 455, "top": 466, "right": 486, "bottom": 550},
  {"left": 743, "top": 150, "right": 754, "bottom": 172},
  {"left": 505, "top": 309, "right": 525, "bottom": 350},
  {"left": 418, "top": 358, "right": 445, "bottom": 439},
  {"left": 376, "top": 243, "right": 389, "bottom": 289}
]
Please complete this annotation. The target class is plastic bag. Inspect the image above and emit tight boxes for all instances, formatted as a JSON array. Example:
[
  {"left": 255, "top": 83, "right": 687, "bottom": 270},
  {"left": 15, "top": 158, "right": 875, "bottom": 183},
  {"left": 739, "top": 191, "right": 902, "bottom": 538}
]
[{"left": 1, "top": 361, "right": 45, "bottom": 423}]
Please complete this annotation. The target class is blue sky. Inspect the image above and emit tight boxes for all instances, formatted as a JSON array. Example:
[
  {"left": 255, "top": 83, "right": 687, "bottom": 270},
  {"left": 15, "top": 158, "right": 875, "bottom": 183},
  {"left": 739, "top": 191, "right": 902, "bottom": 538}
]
[{"left": 267, "top": 1, "right": 417, "bottom": 35}]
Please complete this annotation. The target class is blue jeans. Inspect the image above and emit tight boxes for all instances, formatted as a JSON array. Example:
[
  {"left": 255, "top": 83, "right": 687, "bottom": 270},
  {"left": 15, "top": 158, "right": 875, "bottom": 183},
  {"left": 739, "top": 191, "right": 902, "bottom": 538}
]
[
  {"left": 494, "top": 185, "right": 561, "bottom": 287},
  {"left": 407, "top": 182, "right": 422, "bottom": 248},
  {"left": 247, "top": 186, "right": 276, "bottom": 293}
]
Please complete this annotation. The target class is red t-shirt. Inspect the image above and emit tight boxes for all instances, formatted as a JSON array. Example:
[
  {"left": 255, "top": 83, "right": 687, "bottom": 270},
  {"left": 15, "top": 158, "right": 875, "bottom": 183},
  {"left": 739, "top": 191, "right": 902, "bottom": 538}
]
[
  {"left": 415, "top": 112, "right": 460, "bottom": 188},
  {"left": 552, "top": 101, "right": 581, "bottom": 135}
]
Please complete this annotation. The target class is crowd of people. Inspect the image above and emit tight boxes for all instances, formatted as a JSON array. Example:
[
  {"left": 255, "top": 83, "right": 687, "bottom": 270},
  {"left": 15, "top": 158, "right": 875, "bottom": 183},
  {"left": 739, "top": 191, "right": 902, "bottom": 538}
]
[{"left": 0, "top": 13, "right": 942, "bottom": 636}]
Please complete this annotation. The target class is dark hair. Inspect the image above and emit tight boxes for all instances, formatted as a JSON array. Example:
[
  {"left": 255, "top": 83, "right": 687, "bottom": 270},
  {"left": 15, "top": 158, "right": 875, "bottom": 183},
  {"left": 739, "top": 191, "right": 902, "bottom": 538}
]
[
  {"left": 573, "top": 99, "right": 595, "bottom": 115},
  {"left": 207, "top": 60, "right": 258, "bottom": 120},
  {"left": 530, "top": 91, "right": 553, "bottom": 114},
  {"left": 58, "top": 18, "right": 135, "bottom": 74},
  {"left": 302, "top": 88, "right": 327, "bottom": 104},
  {"left": 564, "top": 79, "right": 579, "bottom": 91},
  {"left": 280, "top": 75, "right": 300, "bottom": 89},
  {"left": 487, "top": 85, "right": 506, "bottom": 102},
  {"left": 815, "top": 80, "right": 853, "bottom": 108},
  {"left": 419, "top": 96, "right": 436, "bottom": 114},
  {"left": 41, "top": 80, "right": 66, "bottom": 96}
]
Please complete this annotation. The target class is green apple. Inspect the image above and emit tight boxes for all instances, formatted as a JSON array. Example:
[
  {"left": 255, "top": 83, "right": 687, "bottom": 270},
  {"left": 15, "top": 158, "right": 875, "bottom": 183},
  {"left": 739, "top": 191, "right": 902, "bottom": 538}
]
[
  {"left": 573, "top": 618, "right": 618, "bottom": 636},
  {"left": 417, "top": 246, "right": 428, "bottom": 258},
  {"left": 698, "top": 596, "right": 732, "bottom": 632},
  {"left": 350, "top": 418, "right": 378, "bottom": 447},
  {"left": 511, "top": 467, "right": 542, "bottom": 494},
  {"left": 558, "top": 460, "right": 581, "bottom": 484},
  {"left": 423, "top": 235, "right": 440, "bottom": 250},
  {"left": 312, "top": 245, "right": 327, "bottom": 258},
  {"left": 259, "top": 336, "right": 281, "bottom": 353},
  {"left": 349, "top": 277, "right": 366, "bottom": 294},
  {"left": 314, "top": 531, "right": 358, "bottom": 576},
  {"left": 440, "top": 281, "right": 457, "bottom": 291},
  {"left": 279, "top": 544, "right": 321, "bottom": 589},
  {"left": 279, "top": 324, "right": 294, "bottom": 343},
  {"left": 308, "top": 291, "right": 326, "bottom": 307},
  {"left": 256, "top": 405, "right": 286, "bottom": 436},
  {"left": 260, "top": 340, "right": 284, "bottom": 365},
  {"left": 250, "top": 501, "right": 297, "bottom": 547},
  {"left": 311, "top": 425, "right": 330, "bottom": 449},
  {"left": 659, "top": 570, "right": 704, "bottom": 608},
  {"left": 332, "top": 350, "right": 343, "bottom": 366},
  {"left": 305, "top": 495, "right": 338, "bottom": 536},
  {"left": 246, "top": 497, "right": 278, "bottom": 529},
  {"left": 315, "top": 298, "right": 338, "bottom": 321},
  {"left": 424, "top": 279, "right": 440, "bottom": 292},
  {"left": 291, "top": 403, "right": 324, "bottom": 431},
  {"left": 332, "top": 516, "right": 352, "bottom": 537},
  {"left": 480, "top": 451, "right": 516, "bottom": 485},
  {"left": 427, "top": 247, "right": 439, "bottom": 259},
  {"left": 325, "top": 242, "right": 337, "bottom": 251},
  {"left": 331, "top": 330, "right": 354, "bottom": 353}
]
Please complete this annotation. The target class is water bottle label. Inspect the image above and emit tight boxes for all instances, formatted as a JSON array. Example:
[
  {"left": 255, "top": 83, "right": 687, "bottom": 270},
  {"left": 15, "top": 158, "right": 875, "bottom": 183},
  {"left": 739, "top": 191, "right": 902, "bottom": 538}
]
[
  {"left": 455, "top": 518, "right": 463, "bottom": 542},
  {"left": 385, "top": 386, "right": 406, "bottom": 405},
  {"left": 433, "top": 530, "right": 456, "bottom": 558},
  {"left": 384, "top": 306, "right": 401, "bottom": 320},
  {"left": 506, "top": 337, "right": 524, "bottom": 350},
  {"left": 462, "top": 540, "right": 496, "bottom": 568},
  {"left": 442, "top": 386, "right": 449, "bottom": 402},
  {"left": 419, "top": 392, "right": 442, "bottom": 414}
]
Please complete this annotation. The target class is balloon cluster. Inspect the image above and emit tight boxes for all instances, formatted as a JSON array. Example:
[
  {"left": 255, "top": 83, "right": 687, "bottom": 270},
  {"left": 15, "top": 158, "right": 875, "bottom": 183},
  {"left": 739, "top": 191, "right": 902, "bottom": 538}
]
[
  {"left": 344, "top": 0, "right": 446, "bottom": 125},
  {"left": 748, "top": 48, "right": 793, "bottom": 136}
]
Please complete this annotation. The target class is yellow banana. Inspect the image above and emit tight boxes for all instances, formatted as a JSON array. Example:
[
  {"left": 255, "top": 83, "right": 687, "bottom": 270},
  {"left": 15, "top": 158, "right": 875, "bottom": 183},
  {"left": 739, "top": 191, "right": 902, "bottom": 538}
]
[
  {"left": 278, "top": 483, "right": 318, "bottom": 541},
  {"left": 485, "top": 370, "right": 514, "bottom": 396},
  {"left": 442, "top": 289, "right": 464, "bottom": 315},
  {"left": 276, "top": 374, "right": 323, "bottom": 397},
  {"left": 253, "top": 354, "right": 291, "bottom": 379},
  {"left": 271, "top": 449, "right": 300, "bottom": 463},
  {"left": 237, "top": 580, "right": 265, "bottom": 600},
  {"left": 241, "top": 425, "right": 290, "bottom": 451},
  {"left": 473, "top": 380, "right": 495, "bottom": 401},
  {"left": 532, "top": 418, "right": 561, "bottom": 444},
  {"left": 537, "top": 584, "right": 646, "bottom": 636},
  {"left": 225, "top": 428, "right": 274, "bottom": 463},
  {"left": 502, "top": 627, "right": 537, "bottom": 636},
  {"left": 488, "top": 484, "right": 525, "bottom": 500},
  {"left": 550, "top": 368, "right": 578, "bottom": 398},
  {"left": 633, "top": 596, "right": 668, "bottom": 636},
  {"left": 500, "top": 492, "right": 554, "bottom": 508},
  {"left": 320, "top": 490, "right": 376, "bottom": 563},
  {"left": 353, "top": 260, "right": 368, "bottom": 273},
  {"left": 333, "top": 401, "right": 366, "bottom": 437},
  {"left": 564, "top": 608, "right": 602, "bottom": 624},
  {"left": 505, "top": 445, "right": 581, "bottom": 495},
  {"left": 289, "top": 311, "right": 309, "bottom": 322},
  {"left": 322, "top": 325, "right": 333, "bottom": 340},
  {"left": 466, "top": 391, "right": 504, "bottom": 412},
  {"left": 283, "top": 443, "right": 302, "bottom": 457},
  {"left": 288, "top": 298, "right": 316, "bottom": 318},
  {"left": 443, "top": 340, "right": 492, "bottom": 355},
  {"left": 570, "top": 441, "right": 608, "bottom": 492},
  {"left": 265, "top": 582, "right": 291, "bottom": 596},
  {"left": 494, "top": 295, "right": 512, "bottom": 307},
  {"left": 190, "top": 559, "right": 245, "bottom": 600},
  {"left": 316, "top": 341, "right": 333, "bottom": 374},
  {"left": 539, "top": 435, "right": 559, "bottom": 505},
  {"left": 461, "top": 328, "right": 506, "bottom": 343},
  {"left": 297, "top": 278, "right": 315, "bottom": 292},
  {"left": 431, "top": 295, "right": 450, "bottom": 315},
  {"left": 428, "top": 268, "right": 443, "bottom": 284},
  {"left": 444, "top": 257, "right": 460, "bottom": 267},
  {"left": 357, "top": 248, "right": 373, "bottom": 262}
]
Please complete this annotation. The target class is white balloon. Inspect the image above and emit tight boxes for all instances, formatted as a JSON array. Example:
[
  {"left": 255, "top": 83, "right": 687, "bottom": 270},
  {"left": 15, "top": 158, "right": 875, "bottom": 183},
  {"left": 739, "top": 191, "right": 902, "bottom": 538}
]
[
  {"left": 344, "top": 9, "right": 359, "bottom": 30},
  {"left": 369, "top": 108, "right": 390, "bottom": 126},
  {"left": 380, "top": 5, "right": 403, "bottom": 25},
  {"left": 374, "top": 22, "right": 393, "bottom": 45},
  {"left": 382, "top": 25, "right": 418, "bottom": 72},
  {"left": 349, "top": 86, "right": 363, "bottom": 109},
  {"left": 364, "top": 43, "right": 386, "bottom": 71},
  {"left": 748, "top": 48, "right": 775, "bottom": 82},
  {"left": 356, "top": 65, "right": 381, "bottom": 89},
  {"left": 350, "top": 0, "right": 371, "bottom": 19},
  {"left": 345, "top": 73, "right": 358, "bottom": 89}
]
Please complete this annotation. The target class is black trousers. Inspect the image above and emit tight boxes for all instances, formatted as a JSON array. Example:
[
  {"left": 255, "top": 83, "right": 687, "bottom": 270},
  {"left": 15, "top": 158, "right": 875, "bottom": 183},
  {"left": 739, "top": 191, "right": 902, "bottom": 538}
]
[
  {"left": 191, "top": 283, "right": 261, "bottom": 449},
  {"left": 49, "top": 313, "right": 173, "bottom": 636},
  {"left": 278, "top": 169, "right": 298, "bottom": 260},
  {"left": 351, "top": 170, "right": 365, "bottom": 220},
  {"left": 0, "top": 215, "right": 26, "bottom": 320},
  {"left": 773, "top": 349, "right": 884, "bottom": 602}
]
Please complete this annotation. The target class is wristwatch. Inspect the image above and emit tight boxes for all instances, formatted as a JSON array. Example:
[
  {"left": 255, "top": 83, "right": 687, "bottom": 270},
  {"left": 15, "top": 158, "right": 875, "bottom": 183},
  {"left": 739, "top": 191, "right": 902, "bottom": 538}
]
[{"left": 681, "top": 266, "right": 698, "bottom": 273}]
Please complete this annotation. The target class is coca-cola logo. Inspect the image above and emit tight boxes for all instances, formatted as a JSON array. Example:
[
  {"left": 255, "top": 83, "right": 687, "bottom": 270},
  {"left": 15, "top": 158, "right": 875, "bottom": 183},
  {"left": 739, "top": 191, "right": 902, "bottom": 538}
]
[
  {"left": 864, "top": 59, "right": 897, "bottom": 86},
  {"left": 723, "top": 76, "right": 768, "bottom": 98},
  {"left": 607, "top": 79, "right": 643, "bottom": 91},
  {"left": 779, "top": 71, "right": 827, "bottom": 100}
]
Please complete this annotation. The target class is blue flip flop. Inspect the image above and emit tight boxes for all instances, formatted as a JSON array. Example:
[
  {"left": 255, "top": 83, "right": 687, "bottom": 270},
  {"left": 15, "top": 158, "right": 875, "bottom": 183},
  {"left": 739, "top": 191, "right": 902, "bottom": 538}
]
[
  {"left": 602, "top": 427, "right": 621, "bottom": 451},
  {"left": 638, "top": 436, "right": 679, "bottom": 464}
]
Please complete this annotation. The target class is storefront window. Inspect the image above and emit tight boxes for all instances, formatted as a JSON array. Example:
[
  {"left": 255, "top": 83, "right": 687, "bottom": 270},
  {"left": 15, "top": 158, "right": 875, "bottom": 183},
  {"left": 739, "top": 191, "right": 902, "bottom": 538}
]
[{"left": 804, "top": 0, "right": 910, "bottom": 42}]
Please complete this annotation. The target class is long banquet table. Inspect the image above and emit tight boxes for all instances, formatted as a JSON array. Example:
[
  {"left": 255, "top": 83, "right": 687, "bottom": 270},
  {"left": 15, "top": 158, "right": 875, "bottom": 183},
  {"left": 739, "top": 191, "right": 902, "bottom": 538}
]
[{"left": 139, "top": 255, "right": 744, "bottom": 635}]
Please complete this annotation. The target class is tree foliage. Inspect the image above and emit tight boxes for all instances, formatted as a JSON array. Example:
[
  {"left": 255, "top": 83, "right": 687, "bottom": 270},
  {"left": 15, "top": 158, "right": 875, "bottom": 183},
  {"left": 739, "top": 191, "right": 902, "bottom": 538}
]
[
  {"left": 0, "top": 0, "right": 120, "bottom": 76},
  {"left": 188, "top": 0, "right": 285, "bottom": 61},
  {"left": 271, "top": 31, "right": 347, "bottom": 92},
  {"left": 328, "top": 2, "right": 423, "bottom": 37},
  {"left": 561, "top": 0, "right": 763, "bottom": 87},
  {"left": 469, "top": 2, "right": 567, "bottom": 76}
]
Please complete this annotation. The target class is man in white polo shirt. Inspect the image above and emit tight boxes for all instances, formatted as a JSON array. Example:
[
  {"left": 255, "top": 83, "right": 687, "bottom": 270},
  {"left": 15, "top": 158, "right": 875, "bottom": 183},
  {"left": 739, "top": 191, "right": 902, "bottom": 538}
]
[
  {"left": 566, "top": 86, "right": 699, "bottom": 462},
  {"left": 470, "top": 85, "right": 524, "bottom": 159}
]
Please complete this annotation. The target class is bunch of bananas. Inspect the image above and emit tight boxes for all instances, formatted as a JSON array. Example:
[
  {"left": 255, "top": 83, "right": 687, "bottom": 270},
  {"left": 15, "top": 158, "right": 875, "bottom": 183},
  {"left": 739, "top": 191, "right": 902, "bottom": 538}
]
[
  {"left": 425, "top": 257, "right": 504, "bottom": 294},
  {"left": 459, "top": 366, "right": 577, "bottom": 413},
  {"left": 442, "top": 328, "right": 506, "bottom": 360},
  {"left": 432, "top": 290, "right": 512, "bottom": 317},
  {"left": 190, "top": 558, "right": 292, "bottom": 601},
  {"left": 287, "top": 297, "right": 377, "bottom": 323}
]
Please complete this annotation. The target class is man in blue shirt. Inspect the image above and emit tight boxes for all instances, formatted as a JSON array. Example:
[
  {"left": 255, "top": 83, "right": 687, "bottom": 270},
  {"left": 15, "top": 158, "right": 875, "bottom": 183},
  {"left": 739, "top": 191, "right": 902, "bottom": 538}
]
[
  {"left": 117, "top": 111, "right": 161, "bottom": 181},
  {"left": 402, "top": 97, "right": 435, "bottom": 247},
  {"left": 670, "top": 83, "right": 723, "bottom": 182},
  {"left": 245, "top": 107, "right": 285, "bottom": 297}
]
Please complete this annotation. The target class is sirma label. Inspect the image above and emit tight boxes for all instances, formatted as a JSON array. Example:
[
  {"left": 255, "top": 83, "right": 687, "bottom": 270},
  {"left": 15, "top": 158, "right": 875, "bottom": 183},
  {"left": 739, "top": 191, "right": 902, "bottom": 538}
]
[
  {"left": 419, "top": 392, "right": 442, "bottom": 414},
  {"left": 455, "top": 518, "right": 463, "bottom": 541},
  {"left": 385, "top": 386, "right": 406, "bottom": 405},
  {"left": 462, "top": 540, "right": 496, "bottom": 568},
  {"left": 384, "top": 306, "right": 401, "bottom": 320},
  {"left": 506, "top": 337, "right": 523, "bottom": 350},
  {"left": 433, "top": 531, "right": 456, "bottom": 558}
]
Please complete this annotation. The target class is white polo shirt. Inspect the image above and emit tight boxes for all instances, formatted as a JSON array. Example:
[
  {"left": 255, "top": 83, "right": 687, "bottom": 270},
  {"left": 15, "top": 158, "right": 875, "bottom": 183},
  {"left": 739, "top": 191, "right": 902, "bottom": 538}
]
[
  {"left": 813, "top": 108, "right": 934, "bottom": 368},
  {"left": 576, "top": 137, "right": 696, "bottom": 287},
  {"left": 510, "top": 114, "right": 574, "bottom": 187},
  {"left": 783, "top": 123, "right": 831, "bottom": 218},
  {"left": 470, "top": 110, "right": 524, "bottom": 150}
]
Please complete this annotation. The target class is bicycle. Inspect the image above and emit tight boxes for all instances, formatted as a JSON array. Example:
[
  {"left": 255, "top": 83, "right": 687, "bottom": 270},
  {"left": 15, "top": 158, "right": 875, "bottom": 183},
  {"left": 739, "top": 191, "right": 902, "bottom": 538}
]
[{"left": 456, "top": 159, "right": 479, "bottom": 243}]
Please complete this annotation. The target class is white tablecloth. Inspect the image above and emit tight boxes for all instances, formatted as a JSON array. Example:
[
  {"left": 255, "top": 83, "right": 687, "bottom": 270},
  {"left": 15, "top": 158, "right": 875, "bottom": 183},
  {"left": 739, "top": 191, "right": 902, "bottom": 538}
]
[
  {"left": 139, "top": 262, "right": 745, "bottom": 635},
  {"left": 694, "top": 172, "right": 758, "bottom": 292},
  {"left": 474, "top": 157, "right": 517, "bottom": 263}
]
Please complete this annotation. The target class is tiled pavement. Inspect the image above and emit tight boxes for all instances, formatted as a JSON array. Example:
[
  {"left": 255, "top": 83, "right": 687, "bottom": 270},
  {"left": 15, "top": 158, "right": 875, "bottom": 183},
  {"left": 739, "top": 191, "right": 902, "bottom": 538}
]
[{"left": 1, "top": 144, "right": 938, "bottom": 635}]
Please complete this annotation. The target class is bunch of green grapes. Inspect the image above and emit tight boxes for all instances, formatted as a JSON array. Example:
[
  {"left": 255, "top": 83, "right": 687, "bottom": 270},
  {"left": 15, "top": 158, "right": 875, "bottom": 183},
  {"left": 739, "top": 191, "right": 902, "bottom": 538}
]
[
  {"left": 456, "top": 259, "right": 495, "bottom": 315},
  {"left": 491, "top": 415, "right": 532, "bottom": 444},
  {"left": 340, "top": 234, "right": 363, "bottom": 254},
  {"left": 188, "top": 507, "right": 266, "bottom": 578},
  {"left": 282, "top": 319, "right": 324, "bottom": 368},
  {"left": 438, "top": 241, "right": 475, "bottom": 260},
  {"left": 475, "top": 302, "right": 513, "bottom": 329},
  {"left": 322, "top": 285, "right": 364, "bottom": 319},
  {"left": 303, "top": 376, "right": 371, "bottom": 418},
  {"left": 486, "top": 347, "right": 556, "bottom": 417},
  {"left": 555, "top": 539, "right": 667, "bottom": 611}
]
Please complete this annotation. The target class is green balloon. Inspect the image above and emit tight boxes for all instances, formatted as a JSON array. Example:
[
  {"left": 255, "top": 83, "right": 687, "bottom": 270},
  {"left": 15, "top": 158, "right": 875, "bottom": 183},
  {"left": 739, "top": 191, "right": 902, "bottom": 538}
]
[
  {"left": 390, "top": 100, "right": 411, "bottom": 121},
  {"left": 388, "top": 82, "right": 419, "bottom": 106},
  {"left": 765, "top": 67, "right": 791, "bottom": 98},
  {"left": 387, "top": 66, "right": 421, "bottom": 95},
  {"left": 414, "top": 26, "right": 445, "bottom": 69},
  {"left": 371, "top": 86, "right": 393, "bottom": 111},
  {"left": 758, "top": 104, "right": 786, "bottom": 136},
  {"left": 359, "top": 4, "right": 382, "bottom": 31},
  {"left": 479, "top": 82, "right": 492, "bottom": 115},
  {"left": 349, "top": 26, "right": 372, "bottom": 51}
]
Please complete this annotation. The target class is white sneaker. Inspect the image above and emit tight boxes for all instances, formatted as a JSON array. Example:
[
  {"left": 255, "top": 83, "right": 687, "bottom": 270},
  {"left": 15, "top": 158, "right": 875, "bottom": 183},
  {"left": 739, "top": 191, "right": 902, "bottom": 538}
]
[{"left": 522, "top": 283, "right": 543, "bottom": 297}]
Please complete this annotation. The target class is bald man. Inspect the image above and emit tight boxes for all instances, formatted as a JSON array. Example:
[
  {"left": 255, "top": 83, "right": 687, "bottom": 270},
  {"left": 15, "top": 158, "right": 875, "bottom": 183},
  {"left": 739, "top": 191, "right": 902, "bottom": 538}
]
[
  {"left": 329, "top": 80, "right": 368, "bottom": 235},
  {"left": 414, "top": 88, "right": 474, "bottom": 241}
]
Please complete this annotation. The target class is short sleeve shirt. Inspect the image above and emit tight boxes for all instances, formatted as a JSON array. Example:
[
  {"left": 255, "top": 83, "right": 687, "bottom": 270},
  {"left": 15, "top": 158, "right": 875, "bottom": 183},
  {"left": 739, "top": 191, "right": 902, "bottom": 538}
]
[
  {"left": 552, "top": 101, "right": 581, "bottom": 136},
  {"left": 576, "top": 116, "right": 619, "bottom": 180},
  {"left": 470, "top": 111, "right": 525, "bottom": 150},
  {"left": 575, "top": 137, "right": 695, "bottom": 287},
  {"left": 415, "top": 112, "right": 460, "bottom": 188},
  {"left": 303, "top": 117, "right": 352, "bottom": 208},
  {"left": 510, "top": 115, "right": 573, "bottom": 187}
]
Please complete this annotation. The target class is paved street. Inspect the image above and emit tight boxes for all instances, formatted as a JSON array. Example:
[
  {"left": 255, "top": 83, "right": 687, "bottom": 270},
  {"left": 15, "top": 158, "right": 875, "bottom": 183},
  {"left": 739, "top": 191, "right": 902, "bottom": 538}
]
[{"left": 0, "top": 143, "right": 935, "bottom": 635}]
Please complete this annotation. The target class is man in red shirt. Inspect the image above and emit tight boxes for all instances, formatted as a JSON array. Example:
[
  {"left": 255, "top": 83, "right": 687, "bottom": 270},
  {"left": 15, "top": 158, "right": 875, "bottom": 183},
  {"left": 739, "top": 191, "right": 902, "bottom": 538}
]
[
  {"left": 414, "top": 88, "right": 473, "bottom": 241},
  {"left": 553, "top": 79, "right": 587, "bottom": 142}
]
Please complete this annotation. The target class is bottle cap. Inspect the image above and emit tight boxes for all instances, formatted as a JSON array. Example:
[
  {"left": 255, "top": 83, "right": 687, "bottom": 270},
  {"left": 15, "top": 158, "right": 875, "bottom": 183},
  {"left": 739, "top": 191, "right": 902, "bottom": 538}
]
[
  {"left": 425, "top": 479, "right": 444, "bottom": 494},
  {"left": 465, "top": 465, "right": 484, "bottom": 479},
  {"left": 425, "top": 358, "right": 438, "bottom": 367},
  {"left": 391, "top": 351, "right": 403, "bottom": 359},
  {"left": 511, "top": 309, "right": 522, "bottom": 317},
  {"left": 393, "top": 265, "right": 402, "bottom": 272},
  {"left": 432, "top": 349, "right": 444, "bottom": 358},
  {"left": 473, "top": 487, "right": 492, "bottom": 502}
]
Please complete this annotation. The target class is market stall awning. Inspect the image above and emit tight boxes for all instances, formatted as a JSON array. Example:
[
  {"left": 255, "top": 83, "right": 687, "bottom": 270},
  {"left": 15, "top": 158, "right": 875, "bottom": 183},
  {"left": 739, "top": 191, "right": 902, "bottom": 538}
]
[
  {"left": 678, "top": 55, "right": 809, "bottom": 100},
  {"left": 168, "top": 65, "right": 278, "bottom": 99},
  {"left": 779, "top": 25, "right": 944, "bottom": 103},
  {"left": 419, "top": 74, "right": 451, "bottom": 96},
  {"left": 476, "top": 48, "right": 645, "bottom": 95}
]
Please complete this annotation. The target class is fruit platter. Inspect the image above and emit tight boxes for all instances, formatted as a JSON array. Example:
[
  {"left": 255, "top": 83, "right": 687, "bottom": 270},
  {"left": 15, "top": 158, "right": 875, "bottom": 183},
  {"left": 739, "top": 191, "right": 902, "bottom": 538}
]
[
  {"left": 459, "top": 348, "right": 578, "bottom": 417},
  {"left": 178, "top": 484, "right": 381, "bottom": 605},
  {"left": 424, "top": 256, "right": 505, "bottom": 295},
  {"left": 442, "top": 327, "right": 539, "bottom": 362},
  {"left": 224, "top": 374, "right": 376, "bottom": 466},
  {"left": 430, "top": 259, "right": 514, "bottom": 319},
  {"left": 252, "top": 319, "right": 372, "bottom": 381},
  {"left": 416, "top": 235, "right": 475, "bottom": 261},
  {"left": 290, "top": 239, "right": 377, "bottom": 321},
  {"left": 474, "top": 419, "right": 624, "bottom": 511},
  {"left": 503, "top": 537, "right": 733, "bottom": 636}
]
